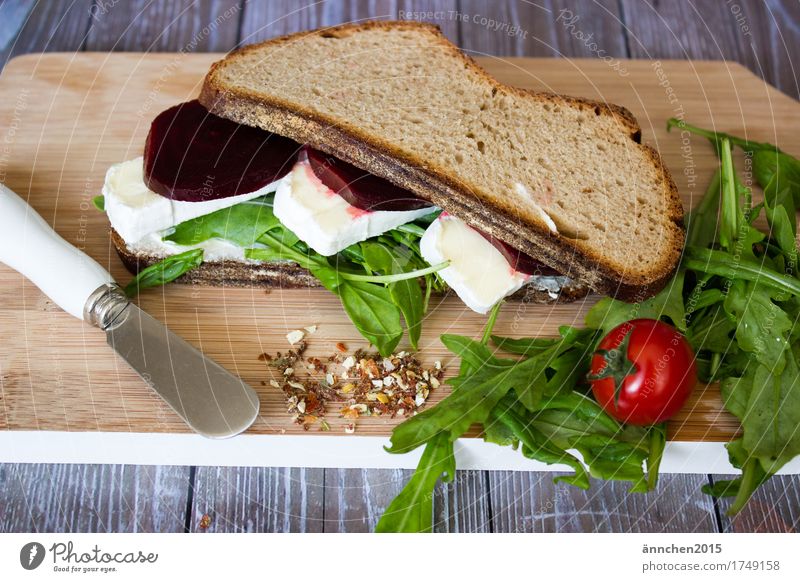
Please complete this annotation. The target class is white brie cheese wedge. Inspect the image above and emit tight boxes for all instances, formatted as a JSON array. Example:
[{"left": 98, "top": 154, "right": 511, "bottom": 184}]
[
  {"left": 273, "top": 156, "right": 437, "bottom": 256},
  {"left": 420, "top": 214, "right": 532, "bottom": 314},
  {"left": 103, "top": 157, "right": 283, "bottom": 245}
]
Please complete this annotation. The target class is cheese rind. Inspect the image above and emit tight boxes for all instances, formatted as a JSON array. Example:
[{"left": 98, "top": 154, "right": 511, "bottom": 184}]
[
  {"left": 103, "top": 157, "right": 283, "bottom": 244},
  {"left": 420, "top": 214, "right": 532, "bottom": 314},
  {"left": 272, "top": 157, "right": 437, "bottom": 256}
]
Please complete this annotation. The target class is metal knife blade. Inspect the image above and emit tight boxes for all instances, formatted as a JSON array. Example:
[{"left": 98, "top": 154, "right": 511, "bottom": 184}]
[{"left": 89, "top": 285, "right": 260, "bottom": 439}]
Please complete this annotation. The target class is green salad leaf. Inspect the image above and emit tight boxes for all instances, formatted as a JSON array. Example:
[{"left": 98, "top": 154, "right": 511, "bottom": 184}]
[
  {"left": 374, "top": 432, "right": 454, "bottom": 533},
  {"left": 124, "top": 248, "right": 204, "bottom": 298},
  {"left": 377, "top": 311, "right": 663, "bottom": 532},
  {"left": 164, "top": 197, "right": 295, "bottom": 248},
  {"left": 150, "top": 192, "right": 444, "bottom": 356},
  {"left": 378, "top": 121, "right": 800, "bottom": 530},
  {"left": 672, "top": 121, "right": 800, "bottom": 513}
]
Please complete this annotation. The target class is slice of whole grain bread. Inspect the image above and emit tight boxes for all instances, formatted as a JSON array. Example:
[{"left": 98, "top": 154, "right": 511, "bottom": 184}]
[
  {"left": 111, "top": 229, "right": 590, "bottom": 304},
  {"left": 198, "top": 20, "right": 683, "bottom": 301}
]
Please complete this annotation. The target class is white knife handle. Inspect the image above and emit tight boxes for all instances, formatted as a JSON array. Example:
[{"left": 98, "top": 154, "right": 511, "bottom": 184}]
[{"left": 0, "top": 183, "right": 114, "bottom": 320}]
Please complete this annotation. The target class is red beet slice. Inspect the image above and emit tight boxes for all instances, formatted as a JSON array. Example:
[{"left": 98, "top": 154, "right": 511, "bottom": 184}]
[
  {"left": 143, "top": 100, "right": 298, "bottom": 201},
  {"left": 478, "top": 230, "right": 560, "bottom": 276},
  {"left": 305, "top": 147, "right": 433, "bottom": 212}
]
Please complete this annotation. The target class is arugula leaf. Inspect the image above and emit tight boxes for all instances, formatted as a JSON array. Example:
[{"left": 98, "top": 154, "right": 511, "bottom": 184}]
[
  {"left": 440, "top": 333, "right": 511, "bottom": 370},
  {"left": 669, "top": 120, "right": 800, "bottom": 515},
  {"left": 585, "top": 270, "right": 686, "bottom": 335},
  {"left": 491, "top": 326, "right": 594, "bottom": 357},
  {"left": 666, "top": 118, "right": 783, "bottom": 154},
  {"left": 490, "top": 390, "right": 663, "bottom": 492},
  {"left": 164, "top": 198, "right": 288, "bottom": 248},
  {"left": 385, "top": 350, "right": 550, "bottom": 454},
  {"left": 374, "top": 432, "right": 455, "bottom": 533},
  {"left": 684, "top": 246, "right": 800, "bottom": 296},
  {"left": 763, "top": 176, "right": 798, "bottom": 275},
  {"left": 753, "top": 149, "right": 800, "bottom": 204},
  {"left": 721, "top": 350, "right": 800, "bottom": 486},
  {"left": 686, "top": 168, "right": 720, "bottom": 248},
  {"left": 377, "top": 306, "right": 505, "bottom": 532},
  {"left": 332, "top": 278, "right": 404, "bottom": 357},
  {"left": 701, "top": 437, "right": 771, "bottom": 515},
  {"left": 124, "top": 248, "right": 204, "bottom": 298},
  {"left": 718, "top": 139, "right": 741, "bottom": 250},
  {"left": 492, "top": 399, "right": 590, "bottom": 489},
  {"left": 360, "top": 242, "right": 425, "bottom": 349},
  {"left": 723, "top": 280, "right": 792, "bottom": 374},
  {"left": 253, "top": 230, "right": 425, "bottom": 357}
]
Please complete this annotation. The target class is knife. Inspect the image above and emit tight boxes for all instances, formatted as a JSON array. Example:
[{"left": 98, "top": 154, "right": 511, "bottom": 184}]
[{"left": 0, "top": 183, "right": 260, "bottom": 438}]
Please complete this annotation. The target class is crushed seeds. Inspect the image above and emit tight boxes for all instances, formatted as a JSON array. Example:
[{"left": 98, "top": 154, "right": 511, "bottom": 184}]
[
  {"left": 286, "top": 329, "right": 305, "bottom": 345},
  {"left": 259, "top": 339, "right": 445, "bottom": 433}
]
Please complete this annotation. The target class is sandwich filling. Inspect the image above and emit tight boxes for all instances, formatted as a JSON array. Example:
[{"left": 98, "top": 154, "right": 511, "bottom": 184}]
[
  {"left": 420, "top": 213, "right": 569, "bottom": 313},
  {"left": 103, "top": 100, "right": 573, "bottom": 313}
]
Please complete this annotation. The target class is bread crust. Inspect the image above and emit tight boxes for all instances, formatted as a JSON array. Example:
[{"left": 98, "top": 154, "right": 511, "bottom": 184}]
[
  {"left": 111, "top": 229, "right": 589, "bottom": 304},
  {"left": 198, "top": 20, "right": 684, "bottom": 301}
]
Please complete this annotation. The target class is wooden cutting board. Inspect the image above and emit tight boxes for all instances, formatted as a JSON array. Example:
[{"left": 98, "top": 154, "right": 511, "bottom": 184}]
[{"left": 0, "top": 53, "right": 797, "bottom": 442}]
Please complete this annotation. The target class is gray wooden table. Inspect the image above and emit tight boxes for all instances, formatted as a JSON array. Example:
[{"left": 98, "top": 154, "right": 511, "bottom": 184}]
[{"left": 1, "top": 0, "right": 799, "bottom": 533}]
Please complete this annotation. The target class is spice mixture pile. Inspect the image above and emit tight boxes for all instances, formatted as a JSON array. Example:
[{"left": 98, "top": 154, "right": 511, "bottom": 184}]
[{"left": 258, "top": 329, "right": 444, "bottom": 433}]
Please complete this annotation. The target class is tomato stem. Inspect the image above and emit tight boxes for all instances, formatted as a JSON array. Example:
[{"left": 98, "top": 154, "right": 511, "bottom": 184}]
[{"left": 587, "top": 325, "right": 639, "bottom": 408}]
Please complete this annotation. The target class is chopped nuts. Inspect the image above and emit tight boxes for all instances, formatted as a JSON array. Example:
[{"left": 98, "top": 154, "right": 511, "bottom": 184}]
[
  {"left": 259, "top": 342, "right": 445, "bottom": 431},
  {"left": 286, "top": 330, "right": 305, "bottom": 345}
]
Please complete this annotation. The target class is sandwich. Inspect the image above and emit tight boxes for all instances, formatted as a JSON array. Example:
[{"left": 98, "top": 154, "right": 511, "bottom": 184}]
[{"left": 99, "top": 21, "right": 684, "bottom": 356}]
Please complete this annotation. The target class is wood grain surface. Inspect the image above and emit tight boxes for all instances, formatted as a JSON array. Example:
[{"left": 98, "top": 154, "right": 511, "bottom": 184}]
[
  {"left": 1, "top": 0, "right": 799, "bottom": 534},
  {"left": 2, "top": 53, "right": 797, "bottom": 442}
]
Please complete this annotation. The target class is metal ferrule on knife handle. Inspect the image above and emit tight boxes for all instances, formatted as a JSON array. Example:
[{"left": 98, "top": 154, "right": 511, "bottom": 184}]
[{"left": 84, "top": 283, "right": 131, "bottom": 330}]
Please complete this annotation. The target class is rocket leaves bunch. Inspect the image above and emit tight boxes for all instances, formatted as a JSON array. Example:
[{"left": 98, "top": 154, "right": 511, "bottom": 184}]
[{"left": 377, "top": 121, "right": 800, "bottom": 531}]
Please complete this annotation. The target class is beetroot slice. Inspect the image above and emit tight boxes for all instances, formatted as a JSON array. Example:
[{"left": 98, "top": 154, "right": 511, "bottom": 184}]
[
  {"left": 143, "top": 100, "right": 298, "bottom": 201},
  {"left": 478, "top": 230, "right": 561, "bottom": 276},
  {"left": 305, "top": 146, "right": 433, "bottom": 212}
]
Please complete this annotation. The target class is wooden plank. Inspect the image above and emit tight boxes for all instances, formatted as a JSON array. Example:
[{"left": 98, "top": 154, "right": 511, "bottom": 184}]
[
  {"left": 0, "top": 463, "right": 190, "bottom": 532},
  {"left": 0, "top": 0, "right": 35, "bottom": 55},
  {"left": 488, "top": 472, "right": 718, "bottom": 532},
  {"left": 84, "top": 0, "right": 242, "bottom": 52},
  {"left": 458, "top": 0, "right": 627, "bottom": 59},
  {"left": 713, "top": 474, "right": 800, "bottom": 532},
  {"left": 3, "top": 54, "right": 797, "bottom": 441},
  {"left": 239, "top": 0, "right": 458, "bottom": 47},
  {"left": 0, "top": 0, "right": 92, "bottom": 70},
  {"left": 620, "top": 0, "right": 800, "bottom": 99},
  {"left": 323, "top": 468, "right": 489, "bottom": 532},
  {"left": 190, "top": 466, "right": 324, "bottom": 532},
  {"left": 432, "top": 470, "right": 491, "bottom": 532},
  {"left": 323, "top": 468, "right": 409, "bottom": 532}
]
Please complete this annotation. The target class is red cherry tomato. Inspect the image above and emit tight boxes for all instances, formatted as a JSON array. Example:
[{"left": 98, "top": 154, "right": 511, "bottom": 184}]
[{"left": 588, "top": 318, "right": 697, "bottom": 426}]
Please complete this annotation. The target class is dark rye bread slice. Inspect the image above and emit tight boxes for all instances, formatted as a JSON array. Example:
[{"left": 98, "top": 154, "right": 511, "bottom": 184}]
[
  {"left": 111, "top": 229, "right": 590, "bottom": 303},
  {"left": 199, "top": 20, "right": 684, "bottom": 301}
]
